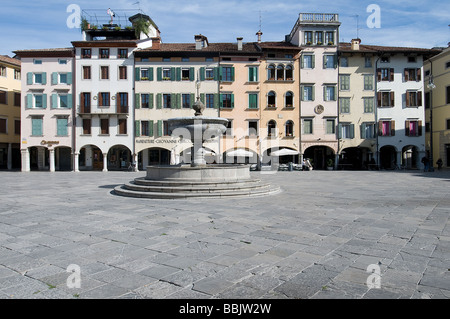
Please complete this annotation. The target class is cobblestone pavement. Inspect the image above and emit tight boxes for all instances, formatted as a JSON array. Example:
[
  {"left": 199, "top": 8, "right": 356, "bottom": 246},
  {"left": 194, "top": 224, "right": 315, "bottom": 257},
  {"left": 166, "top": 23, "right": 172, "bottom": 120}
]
[{"left": 0, "top": 169, "right": 449, "bottom": 299}]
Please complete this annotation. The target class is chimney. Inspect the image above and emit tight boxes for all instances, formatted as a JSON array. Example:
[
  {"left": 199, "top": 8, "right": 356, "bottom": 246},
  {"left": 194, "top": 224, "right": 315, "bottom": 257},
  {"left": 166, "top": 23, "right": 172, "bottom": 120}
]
[
  {"left": 195, "top": 34, "right": 208, "bottom": 50},
  {"left": 151, "top": 37, "right": 161, "bottom": 50},
  {"left": 256, "top": 30, "right": 263, "bottom": 43},
  {"left": 237, "top": 37, "right": 243, "bottom": 51},
  {"left": 351, "top": 38, "right": 361, "bottom": 51}
]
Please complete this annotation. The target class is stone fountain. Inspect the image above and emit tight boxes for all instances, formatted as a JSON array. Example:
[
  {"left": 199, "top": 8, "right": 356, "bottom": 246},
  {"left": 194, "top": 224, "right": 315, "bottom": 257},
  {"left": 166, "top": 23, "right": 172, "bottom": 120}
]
[{"left": 114, "top": 98, "right": 280, "bottom": 199}]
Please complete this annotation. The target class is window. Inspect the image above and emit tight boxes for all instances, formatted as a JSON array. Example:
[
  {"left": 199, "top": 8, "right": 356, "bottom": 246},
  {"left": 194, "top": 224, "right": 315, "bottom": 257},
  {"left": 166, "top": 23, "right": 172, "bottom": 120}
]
[
  {"left": 14, "top": 119, "right": 20, "bottom": 135},
  {"left": 304, "top": 31, "right": 313, "bottom": 44},
  {"left": 100, "top": 49, "right": 109, "bottom": 59},
  {"left": 405, "top": 120, "right": 422, "bottom": 137},
  {"left": 361, "top": 123, "right": 376, "bottom": 139},
  {"left": 325, "top": 31, "right": 334, "bottom": 44},
  {"left": 378, "top": 120, "right": 395, "bottom": 136},
  {"left": 302, "top": 55, "right": 314, "bottom": 69},
  {"left": 404, "top": 68, "right": 421, "bottom": 82},
  {"left": 82, "top": 119, "right": 91, "bottom": 135},
  {"left": 425, "top": 92, "right": 431, "bottom": 109},
  {"left": 285, "top": 120, "right": 294, "bottom": 137},
  {"left": 407, "top": 56, "right": 416, "bottom": 63},
  {"left": 365, "top": 57, "right": 372, "bottom": 68},
  {"left": 267, "top": 120, "right": 276, "bottom": 136},
  {"left": 339, "top": 97, "right": 350, "bottom": 113},
  {"left": 364, "top": 74, "right": 374, "bottom": 90},
  {"left": 181, "top": 68, "right": 191, "bottom": 81},
  {"left": 447, "top": 86, "right": 450, "bottom": 104},
  {"left": 248, "top": 66, "right": 258, "bottom": 82},
  {"left": 378, "top": 91, "right": 395, "bottom": 107},
  {"left": 340, "top": 57, "right": 348, "bottom": 67},
  {"left": 276, "top": 65, "right": 284, "bottom": 80},
  {"left": 364, "top": 97, "right": 374, "bottom": 113},
  {"left": 0, "top": 118, "right": 6, "bottom": 134},
  {"left": 100, "top": 118, "right": 109, "bottom": 135},
  {"left": 99, "top": 92, "right": 110, "bottom": 107},
  {"left": 0, "top": 90, "right": 6, "bottom": 104},
  {"left": 117, "top": 92, "right": 128, "bottom": 113},
  {"left": 34, "top": 94, "right": 44, "bottom": 108},
  {"left": 141, "top": 121, "right": 150, "bottom": 136},
  {"left": 14, "top": 92, "right": 20, "bottom": 106},
  {"left": 248, "top": 120, "right": 258, "bottom": 136},
  {"left": 162, "top": 68, "right": 172, "bottom": 81},
  {"left": 31, "top": 117, "right": 43, "bottom": 136},
  {"left": 248, "top": 93, "right": 258, "bottom": 109},
  {"left": 182, "top": 57, "right": 190, "bottom": 62},
  {"left": 339, "top": 123, "right": 355, "bottom": 139},
  {"left": 58, "top": 59, "right": 67, "bottom": 65},
  {"left": 56, "top": 117, "right": 68, "bottom": 136},
  {"left": 34, "top": 73, "right": 44, "bottom": 84},
  {"left": 163, "top": 94, "right": 172, "bottom": 108},
  {"left": 206, "top": 94, "right": 215, "bottom": 109},
  {"left": 182, "top": 94, "right": 191, "bottom": 108},
  {"left": 303, "top": 119, "right": 313, "bottom": 134},
  {"left": 33, "top": 59, "right": 42, "bottom": 65},
  {"left": 118, "top": 49, "right": 128, "bottom": 58},
  {"left": 224, "top": 119, "right": 233, "bottom": 136},
  {"left": 221, "top": 66, "right": 234, "bottom": 82},
  {"left": 447, "top": 119, "right": 450, "bottom": 130},
  {"left": 339, "top": 75, "right": 350, "bottom": 90},
  {"left": 80, "top": 92, "right": 91, "bottom": 113},
  {"left": 59, "top": 73, "right": 68, "bottom": 84},
  {"left": 163, "top": 121, "right": 170, "bottom": 136},
  {"left": 141, "top": 94, "right": 149, "bottom": 108},
  {"left": 324, "top": 85, "right": 336, "bottom": 101},
  {"left": 301, "top": 85, "right": 314, "bottom": 101},
  {"left": 119, "top": 66, "right": 127, "bottom": 80},
  {"left": 58, "top": 94, "right": 69, "bottom": 108},
  {"left": 220, "top": 94, "right": 233, "bottom": 108},
  {"left": 118, "top": 118, "right": 127, "bottom": 135},
  {"left": 323, "top": 55, "right": 337, "bottom": 69},
  {"left": 82, "top": 49, "right": 91, "bottom": 59},
  {"left": 267, "top": 64, "right": 275, "bottom": 80},
  {"left": 163, "top": 58, "right": 171, "bottom": 62},
  {"left": 82, "top": 66, "right": 91, "bottom": 79},
  {"left": 378, "top": 68, "right": 394, "bottom": 82},
  {"left": 205, "top": 68, "right": 214, "bottom": 81},
  {"left": 315, "top": 31, "right": 324, "bottom": 45},
  {"left": 267, "top": 91, "right": 276, "bottom": 108},
  {"left": 0, "top": 66, "right": 5, "bottom": 77},
  {"left": 380, "top": 56, "right": 390, "bottom": 63},
  {"left": 406, "top": 91, "right": 422, "bottom": 107},
  {"left": 285, "top": 91, "right": 293, "bottom": 108},
  {"left": 100, "top": 66, "right": 109, "bottom": 80},
  {"left": 326, "top": 119, "right": 335, "bottom": 134},
  {"left": 140, "top": 68, "right": 150, "bottom": 81},
  {"left": 446, "top": 61, "right": 450, "bottom": 69}
]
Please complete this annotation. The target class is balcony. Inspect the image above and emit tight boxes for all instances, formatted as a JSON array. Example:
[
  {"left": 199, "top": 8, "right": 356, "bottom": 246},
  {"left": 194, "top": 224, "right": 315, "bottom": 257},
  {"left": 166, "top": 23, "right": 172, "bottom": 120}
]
[{"left": 298, "top": 13, "right": 339, "bottom": 23}]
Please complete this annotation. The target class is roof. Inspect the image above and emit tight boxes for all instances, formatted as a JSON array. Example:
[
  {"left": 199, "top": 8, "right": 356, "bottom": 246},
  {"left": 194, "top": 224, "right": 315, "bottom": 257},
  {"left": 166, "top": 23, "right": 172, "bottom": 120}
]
[
  {"left": 338, "top": 42, "right": 442, "bottom": 55},
  {"left": 13, "top": 48, "right": 74, "bottom": 58},
  {"left": 71, "top": 40, "right": 138, "bottom": 48},
  {"left": 136, "top": 42, "right": 262, "bottom": 56},
  {"left": 257, "top": 41, "right": 301, "bottom": 51},
  {"left": 0, "top": 55, "right": 21, "bottom": 67}
]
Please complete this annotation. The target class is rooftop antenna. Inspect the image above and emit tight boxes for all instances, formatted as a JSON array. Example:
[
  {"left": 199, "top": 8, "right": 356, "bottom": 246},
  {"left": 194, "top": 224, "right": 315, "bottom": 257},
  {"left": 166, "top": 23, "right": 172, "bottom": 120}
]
[{"left": 352, "top": 14, "right": 362, "bottom": 39}]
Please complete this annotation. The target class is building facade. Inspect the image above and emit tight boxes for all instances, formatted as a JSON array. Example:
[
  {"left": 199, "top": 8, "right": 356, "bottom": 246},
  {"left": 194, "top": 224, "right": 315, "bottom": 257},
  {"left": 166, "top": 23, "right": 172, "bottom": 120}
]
[
  {"left": 0, "top": 55, "right": 21, "bottom": 170},
  {"left": 15, "top": 49, "right": 74, "bottom": 172}
]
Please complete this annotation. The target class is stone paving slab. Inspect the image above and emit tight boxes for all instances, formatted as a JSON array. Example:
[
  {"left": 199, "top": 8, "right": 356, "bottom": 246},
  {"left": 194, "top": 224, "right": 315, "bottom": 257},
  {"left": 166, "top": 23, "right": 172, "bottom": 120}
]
[{"left": 0, "top": 170, "right": 449, "bottom": 299}]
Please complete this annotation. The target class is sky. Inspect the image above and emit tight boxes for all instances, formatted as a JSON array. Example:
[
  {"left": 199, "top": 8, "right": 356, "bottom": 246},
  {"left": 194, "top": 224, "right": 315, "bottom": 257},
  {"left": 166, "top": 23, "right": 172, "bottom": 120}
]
[{"left": 1, "top": 0, "right": 449, "bottom": 57}]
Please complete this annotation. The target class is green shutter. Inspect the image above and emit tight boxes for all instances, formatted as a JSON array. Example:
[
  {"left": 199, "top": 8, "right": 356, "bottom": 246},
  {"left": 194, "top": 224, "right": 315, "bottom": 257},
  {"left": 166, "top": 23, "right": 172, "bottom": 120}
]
[
  {"left": 200, "top": 67, "right": 205, "bottom": 81},
  {"left": 67, "top": 94, "right": 72, "bottom": 109},
  {"left": 42, "top": 94, "right": 47, "bottom": 108},
  {"left": 231, "top": 67, "right": 235, "bottom": 81},
  {"left": 219, "top": 67, "right": 223, "bottom": 81},
  {"left": 334, "top": 55, "right": 338, "bottom": 69},
  {"left": 300, "top": 87, "right": 304, "bottom": 101},
  {"left": 337, "top": 123, "right": 342, "bottom": 139},
  {"left": 135, "top": 67, "right": 140, "bottom": 81},
  {"left": 311, "top": 86, "right": 315, "bottom": 101},
  {"left": 157, "top": 120, "right": 163, "bottom": 137},
  {"left": 157, "top": 67, "right": 162, "bottom": 81},
  {"left": 42, "top": 72, "right": 47, "bottom": 85},
  {"left": 219, "top": 94, "right": 223, "bottom": 108},
  {"left": 231, "top": 94, "right": 234, "bottom": 108},
  {"left": 156, "top": 93, "right": 162, "bottom": 109},
  {"left": 149, "top": 67, "right": 154, "bottom": 81},
  {"left": 57, "top": 118, "right": 68, "bottom": 136},
  {"left": 149, "top": 93, "right": 154, "bottom": 109},
  {"left": 189, "top": 67, "right": 195, "bottom": 81},
  {"left": 32, "top": 118, "right": 42, "bottom": 136},
  {"left": 176, "top": 67, "right": 181, "bottom": 81},
  {"left": 200, "top": 93, "right": 205, "bottom": 104},
  {"left": 360, "top": 123, "right": 366, "bottom": 139},
  {"left": 26, "top": 94, "right": 33, "bottom": 108},
  {"left": 172, "top": 67, "right": 177, "bottom": 81},
  {"left": 51, "top": 94, "right": 57, "bottom": 108},
  {"left": 177, "top": 94, "right": 181, "bottom": 109},
  {"left": 67, "top": 72, "right": 72, "bottom": 85},
  {"left": 149, "top": 120, "right": 154, "bottom": 137},
  {"left": 190, "top": 93, "right": 195, "bottom": 108},
  {"left": 135, "top": 94, "right": 140, "bottom": 109},
  {"left": 52, "top": 72, "right": 58, "bottom": 85},
  {"left": 135, "top": 120, "right": 140, "bottom": 137},
  {"left": 214, "top": 68, "right": 219, "bottom": 81},
  {"left": 214, "top": 94, "right": 219, "bottom": 109},
  {"left": 311, "top": 55, "right": 315, "bottom": 69},
  {"left": 27, "top": 72, "right": 33, "bottom": 85},
  {"left": 350, "top": 124, "right": 355, "bottom": 139}
]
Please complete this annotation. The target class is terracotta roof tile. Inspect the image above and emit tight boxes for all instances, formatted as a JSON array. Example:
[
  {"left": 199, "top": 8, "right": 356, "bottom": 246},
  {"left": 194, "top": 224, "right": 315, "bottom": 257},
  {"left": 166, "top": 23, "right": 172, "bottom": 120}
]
[{"left": 0, "top": 55, "right": 21, "bottom": 67}]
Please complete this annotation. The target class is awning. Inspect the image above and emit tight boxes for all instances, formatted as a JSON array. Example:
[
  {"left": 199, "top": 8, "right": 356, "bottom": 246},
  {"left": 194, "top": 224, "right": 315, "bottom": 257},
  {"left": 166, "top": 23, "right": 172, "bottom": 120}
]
[
  {"left": 226, "top": 149, "right": 254, "bottom": 157},
  {"left": 271, "top": 148, "right": 299, "bottom": 156}
]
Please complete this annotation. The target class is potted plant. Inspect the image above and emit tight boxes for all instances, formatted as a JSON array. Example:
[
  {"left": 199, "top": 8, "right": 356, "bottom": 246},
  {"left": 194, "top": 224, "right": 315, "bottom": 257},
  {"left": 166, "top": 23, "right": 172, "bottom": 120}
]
[
  {"left": 133, "top": 17, "right": 150, "bottom": 38},
  {"left": 327, "top": 159, "right": 334, "bottom": 170},
  {"left": 80, "top": 17, "right": 90, "bottom": 32}
]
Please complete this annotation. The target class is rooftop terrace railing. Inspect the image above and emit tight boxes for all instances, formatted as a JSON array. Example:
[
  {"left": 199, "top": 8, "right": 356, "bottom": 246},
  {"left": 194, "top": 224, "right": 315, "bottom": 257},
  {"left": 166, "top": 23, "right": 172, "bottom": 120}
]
[{"left": 298, "top": 13, "right": 339, "bottom": 22}]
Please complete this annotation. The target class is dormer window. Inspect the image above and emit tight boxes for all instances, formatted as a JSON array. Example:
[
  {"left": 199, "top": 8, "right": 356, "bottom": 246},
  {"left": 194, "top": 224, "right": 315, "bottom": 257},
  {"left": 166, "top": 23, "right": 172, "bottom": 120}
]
[{"left": 381, "top": 56, "right": 390, "bottom": 63}]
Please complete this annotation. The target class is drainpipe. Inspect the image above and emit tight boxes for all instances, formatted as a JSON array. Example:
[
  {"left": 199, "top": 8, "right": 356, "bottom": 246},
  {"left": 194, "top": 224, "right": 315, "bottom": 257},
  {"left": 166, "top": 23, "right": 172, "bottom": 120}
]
[
  {"left": 374, "top": 55, "right": 381, "bottom": 167},
  {"left": 71, "top": 48, "right": 77, "bottom": 172}
]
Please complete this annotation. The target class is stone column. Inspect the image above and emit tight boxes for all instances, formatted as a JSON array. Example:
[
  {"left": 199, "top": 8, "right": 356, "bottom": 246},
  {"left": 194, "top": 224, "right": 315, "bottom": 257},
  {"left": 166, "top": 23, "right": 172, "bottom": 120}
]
[
  {"left": 102, "top": 153, "right": 108, "bottom": 172},
  {"left": 49, "top": 149, "right": 55, "bottom": 172},
  {"left": 21, "top": 149, "right": 30, "bottom": 172},
  {"left": 74, "top": 152, "right": 79, "bottom": 172}
]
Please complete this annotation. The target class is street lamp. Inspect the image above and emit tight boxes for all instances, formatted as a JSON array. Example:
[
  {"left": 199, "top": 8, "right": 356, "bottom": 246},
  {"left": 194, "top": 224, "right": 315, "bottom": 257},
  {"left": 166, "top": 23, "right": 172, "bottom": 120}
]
[{"left": 427, "top": 75, "right": 436, "bottom": 169}]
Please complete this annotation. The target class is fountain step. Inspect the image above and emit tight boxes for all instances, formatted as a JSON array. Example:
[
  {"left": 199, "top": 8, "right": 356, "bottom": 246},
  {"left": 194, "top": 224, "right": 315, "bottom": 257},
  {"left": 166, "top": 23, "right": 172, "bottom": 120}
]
[
  {"left": 121, "top": 180, "right": 274, "bottom": 194},
  {"left": 133, "top": 177, "right": 264, "bottom": 187},
  {"left": 113, "top": 184, "right": 281, "bottom": 199}
]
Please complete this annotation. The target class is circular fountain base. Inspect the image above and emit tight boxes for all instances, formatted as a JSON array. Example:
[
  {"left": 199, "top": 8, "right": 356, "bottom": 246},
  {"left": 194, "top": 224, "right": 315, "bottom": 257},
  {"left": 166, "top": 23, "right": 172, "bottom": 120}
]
[{"left": 114, "top": 164, "right": 281, "bottom": 199}]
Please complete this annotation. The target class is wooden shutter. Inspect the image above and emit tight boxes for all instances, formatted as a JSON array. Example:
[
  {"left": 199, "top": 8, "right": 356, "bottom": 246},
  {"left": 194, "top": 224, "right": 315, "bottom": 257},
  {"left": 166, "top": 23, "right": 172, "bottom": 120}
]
[
  {"left": 417, "top": 91, "right": 422, "bottom": 106},
  {"left": 377, "top": 92, "right": 382, "bottom": 107},
  {"left": 98, "top": 93, "right": 103, "bottom": 107},
  {"left": 417, "top": 68, "right": 421, "bottom": 81},
  {"left": 404, "top": 69, "right": 409, "bottom": 82},
  {"left": 80, "top": 93, "right": 85, "bottom": 111},
  {"left": 389, "top": 68, "right": 394, "bottom": 82},
  {"left": 418, "top": 120, "right": 422, "bottom": 136},
  {"left": 390, "top": 120, "right": 395, "bottom": 136},
  {"left": 378, "top": 121, "right": 383, "bottom": 136},
  {"left": 405, "top": 120, "right": 410, "bottom": 136},
  {"left": 390, "top": 92, "right": 395, "bottom": 107},
  {"left": 405, "top": 91, "right": 410, "bottom": 107},
  {"left": 377, "top": 69, "right": 381, "bottom": 82},
  {"left": 200, "top": 67, "right": 205, "bottom": 81}
]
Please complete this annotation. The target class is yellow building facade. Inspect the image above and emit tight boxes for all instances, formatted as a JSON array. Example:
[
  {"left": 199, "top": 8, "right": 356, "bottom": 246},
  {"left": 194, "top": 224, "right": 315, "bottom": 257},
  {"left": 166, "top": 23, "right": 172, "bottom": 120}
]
[{"left": 0, "top": 55, "right": 21, "bottom": 169}]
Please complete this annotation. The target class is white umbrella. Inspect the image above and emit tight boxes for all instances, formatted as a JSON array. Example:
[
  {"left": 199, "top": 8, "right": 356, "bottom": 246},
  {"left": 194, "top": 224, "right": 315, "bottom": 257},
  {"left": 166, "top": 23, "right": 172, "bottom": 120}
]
[
  {"left": 226, "top": 149, "right": 254, "bottom": 157},
  {"left": 271, "top": 148, "right": 299, "bottom": 156}
]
